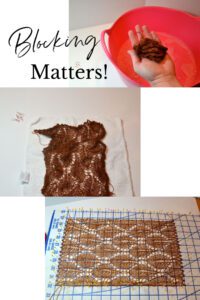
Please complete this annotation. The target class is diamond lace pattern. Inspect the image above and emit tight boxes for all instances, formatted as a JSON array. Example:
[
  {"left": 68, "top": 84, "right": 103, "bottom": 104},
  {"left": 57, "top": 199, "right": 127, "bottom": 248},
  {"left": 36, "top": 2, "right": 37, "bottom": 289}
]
[
  {"left": 34, "top": 121, "right": 111, "bottom": 196},
  {"left": 56, "top": 218, "right": 184, "bottom": 286}
]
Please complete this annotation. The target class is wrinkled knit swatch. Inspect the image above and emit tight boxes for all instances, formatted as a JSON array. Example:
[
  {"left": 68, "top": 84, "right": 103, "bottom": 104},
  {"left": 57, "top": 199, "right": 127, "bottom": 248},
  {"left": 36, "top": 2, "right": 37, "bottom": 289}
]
[
  {"left": 34, "top": 120, "right": 112, "bottom": 196},
  {"left": 134, "top": 38, "right": 168, "bottom": 63}
]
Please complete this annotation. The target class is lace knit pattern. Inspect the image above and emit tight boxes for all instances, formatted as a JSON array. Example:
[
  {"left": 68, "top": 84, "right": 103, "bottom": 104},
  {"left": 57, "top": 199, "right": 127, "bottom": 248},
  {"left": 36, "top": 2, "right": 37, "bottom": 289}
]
[
  {"left": 56, "top": 218, "right": 184, "bottom": 286},
  {"left": 34, "top": 121, "right": 112, "bottom": 196}
]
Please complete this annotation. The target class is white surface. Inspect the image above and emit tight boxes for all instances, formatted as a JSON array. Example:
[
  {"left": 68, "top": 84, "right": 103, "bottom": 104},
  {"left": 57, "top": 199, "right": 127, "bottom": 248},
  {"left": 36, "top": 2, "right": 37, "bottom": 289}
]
[
  {"left": 45, "top": 197, "right": 199, "bottom": 232},
  {"left": 0, "top": 197, "right": 44, "bottom": 300},
  {"left": 24, "top": 116, "right": 133, "bottom": 196},
  {"left": 0, "top": 88, "right": 140, "bottom": 196},
  {"left": 141, "top": 89, "right": 200, "bottom": 196},
  {"left": 69, "top": 23, "right": 127, "bottom": 87}
]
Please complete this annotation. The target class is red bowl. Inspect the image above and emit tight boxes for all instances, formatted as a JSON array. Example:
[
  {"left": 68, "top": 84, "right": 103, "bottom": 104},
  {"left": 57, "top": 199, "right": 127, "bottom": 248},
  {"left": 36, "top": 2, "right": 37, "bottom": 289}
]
[{"left": 101, "top": 6, "right": 200, "bottom": 87}]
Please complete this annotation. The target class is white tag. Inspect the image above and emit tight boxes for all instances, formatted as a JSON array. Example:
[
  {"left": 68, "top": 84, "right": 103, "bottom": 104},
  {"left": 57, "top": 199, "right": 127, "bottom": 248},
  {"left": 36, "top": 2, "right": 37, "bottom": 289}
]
[{"left": 20, "top": 171, "right": 30, "bottom": 184}]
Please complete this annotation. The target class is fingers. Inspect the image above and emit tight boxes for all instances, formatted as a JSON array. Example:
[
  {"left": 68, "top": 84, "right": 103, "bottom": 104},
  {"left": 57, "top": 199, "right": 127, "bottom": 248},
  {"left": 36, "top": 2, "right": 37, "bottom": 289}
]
[
  {"left": 142, "top": 25, "right": 153, "bottom": 39},
  {"left": 128, "top": 30, "right": 140, "bottom": 66},
  {"left": 135, "top": 24, "right": 143, "bottom": 42},
  {"left": 151, "top": 31, "right": 161, "bottom": 42},
  {"left": 131, "top": 25, "right": 160, "bottom": 42},
  {"left": 128, "top": 30, "right": 138, "bottom": 47},
  {"left": 128, "top": 49, "right": 140, "bottom": 66}
]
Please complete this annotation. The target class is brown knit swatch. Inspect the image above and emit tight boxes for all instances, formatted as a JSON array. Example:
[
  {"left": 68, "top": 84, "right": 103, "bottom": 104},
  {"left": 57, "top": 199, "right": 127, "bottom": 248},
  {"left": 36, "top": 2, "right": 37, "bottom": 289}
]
[
  {"left": 56, "top": 218, "right": 185, "bottom": 286},
  {"left": 134, "top": 38, "right": 168, "bottom": 63},
  {"left": 34, "top": 121, "right": 112, "bottom": 196}
]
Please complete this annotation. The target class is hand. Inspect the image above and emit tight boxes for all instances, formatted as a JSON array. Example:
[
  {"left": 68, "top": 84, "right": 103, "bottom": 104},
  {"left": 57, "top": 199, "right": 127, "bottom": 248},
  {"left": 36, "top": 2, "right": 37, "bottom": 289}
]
[{"left": 128, "top": 25, "right": 182, "bottom": 87}]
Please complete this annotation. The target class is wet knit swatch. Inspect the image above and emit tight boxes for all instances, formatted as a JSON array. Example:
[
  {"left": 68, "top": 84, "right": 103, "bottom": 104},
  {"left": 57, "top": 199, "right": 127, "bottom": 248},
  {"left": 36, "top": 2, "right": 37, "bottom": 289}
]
[
  {"left": 56, "top": 218, "right": 184, "bottom": 286},
  {"left": 134, "top": 38, "right": 168, "bottom": 63},
  {"left": 34, "top": 120, "right": 112, "bottom": 196}
]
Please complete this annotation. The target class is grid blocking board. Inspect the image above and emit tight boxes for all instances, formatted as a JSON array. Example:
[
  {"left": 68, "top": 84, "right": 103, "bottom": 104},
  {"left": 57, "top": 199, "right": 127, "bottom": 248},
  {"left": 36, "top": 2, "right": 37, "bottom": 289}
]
[{"left": 45, "top": 209, "right": 200, "bottom": 300}]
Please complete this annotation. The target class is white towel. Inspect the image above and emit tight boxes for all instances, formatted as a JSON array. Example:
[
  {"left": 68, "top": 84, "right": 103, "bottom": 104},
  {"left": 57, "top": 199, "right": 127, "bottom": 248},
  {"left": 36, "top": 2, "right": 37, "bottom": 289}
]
[{"left": 23, "top": 116, "right": 133, "bottom": 196}]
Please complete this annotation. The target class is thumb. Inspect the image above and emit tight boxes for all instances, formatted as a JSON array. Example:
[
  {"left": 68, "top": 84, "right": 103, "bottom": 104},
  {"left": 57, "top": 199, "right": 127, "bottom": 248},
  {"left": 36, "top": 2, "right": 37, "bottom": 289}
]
[{"left": 128, "top": 50, "right": 140, "bottom": 66}]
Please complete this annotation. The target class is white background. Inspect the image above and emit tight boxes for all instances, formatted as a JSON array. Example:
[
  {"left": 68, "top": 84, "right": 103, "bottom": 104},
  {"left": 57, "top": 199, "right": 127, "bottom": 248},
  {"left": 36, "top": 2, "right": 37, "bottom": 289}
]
[
  {"left": 0, "top": 197, "right": 44, "bottom": 300},
  {"left": 141, "top": 88, "right": 200, "bottom": 196},
  {"left": 0, "top": 0, "right": 69, "bottom": 87}
]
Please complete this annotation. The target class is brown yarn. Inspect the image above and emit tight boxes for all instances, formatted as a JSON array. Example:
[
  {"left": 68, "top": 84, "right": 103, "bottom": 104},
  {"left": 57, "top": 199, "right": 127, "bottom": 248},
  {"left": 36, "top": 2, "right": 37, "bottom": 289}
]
[
  {"left": 34, "top": 120, "right": 112, "bottom": 196},
  {"left": 134, "top": 38, "right": 168, "bottom": 63},
  {"left": 56, "top": 218, "right": 185, "bottom": 286}
]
